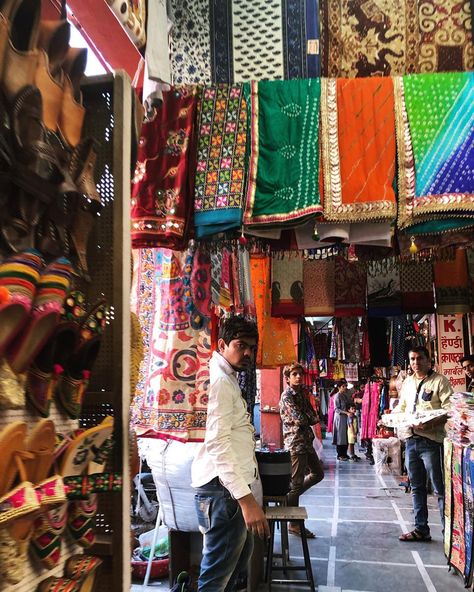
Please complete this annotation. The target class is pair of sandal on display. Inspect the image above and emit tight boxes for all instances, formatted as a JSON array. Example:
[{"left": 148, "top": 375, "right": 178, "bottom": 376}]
[
  {"left": 0, "top": 417, "right": 118, "bottom": 584},
  {"left": 37, "top": 554, "right": 103, "bottom": 592},
  {"left": 0, "top": 0, "right": 101, "bottom": 278}
]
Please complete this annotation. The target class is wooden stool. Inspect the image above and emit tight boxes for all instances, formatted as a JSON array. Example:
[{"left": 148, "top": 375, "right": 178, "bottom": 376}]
[
  {"left": 264, "top": 506, "right": 315, "bottom": 592},
  {"left": 263, "top": 495, "right": 289, "bottom": 562}
]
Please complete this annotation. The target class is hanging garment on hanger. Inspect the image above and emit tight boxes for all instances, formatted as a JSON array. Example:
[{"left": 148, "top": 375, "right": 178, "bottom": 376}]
[
  {"left": 271, "top": 253, "right": 304, "bottom": 316},
  {"left": 194, "top": 84, "right": 247, "bottom": 237},
  {"left": 243, "top": 78, "right": 322, "bottom": 226},
  {"left": 341, "top": 317, "right": 360, "bottom": 363},
  {"left": 320, "top": 77, "right": 397, "bottom": 223}
]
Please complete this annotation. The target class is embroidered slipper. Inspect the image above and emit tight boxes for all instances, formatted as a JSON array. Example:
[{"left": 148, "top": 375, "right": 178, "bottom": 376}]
[
  {"left": 399, "top": 529, "right": 432, "bottom": 542},
  {"left": 37, "top": 577, "right": 81, "bottom": 592},
  {"left": 0, "top": 357, "right": 26, "bottom": 409},
  {"left": 0, "top": 249, "right": 44, "bottom": 357},
  {"left": 57, "top": 299, "right": 107, "bottom": 419},
  {"left": 7, "top": 256, "right": 73, "bottom": 374},
  {"left": 26, "top": 290, "right": 87, "bottom": 417},
  {"left": 30, "top": 418, "right": 114, "bottom": 569},
  {"left": 64, "top": 554, "right": 102, "bottom": 581}
]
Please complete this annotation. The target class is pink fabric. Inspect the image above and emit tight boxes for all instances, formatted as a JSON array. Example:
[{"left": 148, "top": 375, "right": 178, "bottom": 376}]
[
  {"left": 327, "top": 394, "right": 335, "bottom": 433},
  {"left": 361, "top": 381, "right": 382, "bottom": 439}
]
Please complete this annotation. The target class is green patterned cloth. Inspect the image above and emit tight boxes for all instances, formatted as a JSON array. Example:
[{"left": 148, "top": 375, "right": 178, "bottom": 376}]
[{"left": 244, "top": 78, "right": 322, "bottom": 226}]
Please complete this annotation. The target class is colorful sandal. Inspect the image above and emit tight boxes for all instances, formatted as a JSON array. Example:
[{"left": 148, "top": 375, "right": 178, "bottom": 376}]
[
  {"left": 64, "top": 554, "right": 102, "bottom": 581},
  {"left": 26, "top": 290, "right": 87, "bottom": 417},
  {"left": 30, "top": 418, "right": 114, "bottom": 569},
  {"left": 37, "top": 577, "right": 81, "bottom": 592},
  {"left": 0, "top": 249, "right": 44, "bottom": 356},
  {"left": 7, "top": 255, "right": 73, "bottom": 374},
  {"left": 57, "top": 299, "right": 107, "bottom": 419}
]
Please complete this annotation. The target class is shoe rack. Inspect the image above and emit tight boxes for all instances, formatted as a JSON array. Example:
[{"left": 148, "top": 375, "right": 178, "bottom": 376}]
[{"left": 0, "top": 71, "right": 132, "bottom": 591}]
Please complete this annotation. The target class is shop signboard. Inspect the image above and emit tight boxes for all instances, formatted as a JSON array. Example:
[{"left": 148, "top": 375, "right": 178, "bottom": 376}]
[{"left": 437, "top": 315, "right": 466, "bottom": 392}]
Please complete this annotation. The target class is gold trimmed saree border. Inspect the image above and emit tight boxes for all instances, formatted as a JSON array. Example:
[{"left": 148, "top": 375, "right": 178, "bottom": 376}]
[
  {"left": 321, "top": 78, "right": 397, "bottom": 223},
  {"left": 395, "top": 76, "right": 474, "bottom": 230}
]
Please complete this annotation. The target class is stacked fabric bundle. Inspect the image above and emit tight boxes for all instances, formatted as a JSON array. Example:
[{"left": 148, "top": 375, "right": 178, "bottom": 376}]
[{"left": 446, "top": 391, "right": 474, "bottom": 446}]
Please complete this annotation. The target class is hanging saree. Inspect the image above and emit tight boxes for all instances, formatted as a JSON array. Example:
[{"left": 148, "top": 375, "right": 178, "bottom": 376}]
[
  {"left": 303, "top": 258, "right": 335, "bottom": 316},
  {"left": 334, "top": 257, "right": 367, "bottom": 317},
  {"left": 320, "top": 77, "right": 397, "bottom": 223},
  {"left": 463, "top": 447, "right": 474, "bottom": 585},
  {"left": 249, "top": 253, "right": 271, "bottom": 366},
  {"left": 394, "top": 72, "right": 474, "bottom": 232},
  {"left": 434, "top": 248, "right": 471, "bottom": 314},
  {"left": 400, "top": 259, "right": 435, "bottom": 313},
  {"left": 244, "top": 78, "right": 322, "bottom": 226},
  {"left": 450, "top": 444, "right": 466, "bottom": 576},
  {"left": 444, "top": 439, "right": 453, "bottom": 560},
  {"left": 417, "top": 0, "right": 474, "bottom": 73},
  {"left": 130, "top": 245, "right": 211, "bottom": 442},
  {"left": 271, "top": 253, "right": 304, "bottom": 316},
  {"left": 341, "top": 317, "right": 361, "bottom": 364},
  {"left": 131, "top": 86, "right": 198, "bottom": 249},
  {"left": 194, "top": 85, "right": 247, "bottom": 237},
  {"left": 320, "top": 0, "right": 419, "bottom": 77}
]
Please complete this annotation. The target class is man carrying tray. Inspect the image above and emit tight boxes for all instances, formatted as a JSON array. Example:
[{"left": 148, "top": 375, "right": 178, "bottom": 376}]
[{"left": 394, "top": 346, "right": 453, "bottom": 542}]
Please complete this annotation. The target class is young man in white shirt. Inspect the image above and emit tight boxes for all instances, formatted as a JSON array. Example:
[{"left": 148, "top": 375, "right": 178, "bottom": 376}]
[
  {"left": 396, "top": 346, "right": 453, "bottom": 542},
  {"left": 192, "top": 316, "right": 269, "bottom": 591}
]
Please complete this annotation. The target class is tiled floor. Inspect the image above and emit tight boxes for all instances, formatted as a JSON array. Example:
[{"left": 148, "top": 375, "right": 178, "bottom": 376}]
[{"left": 131, "top": 436, "right": 467, "bottom": 591}]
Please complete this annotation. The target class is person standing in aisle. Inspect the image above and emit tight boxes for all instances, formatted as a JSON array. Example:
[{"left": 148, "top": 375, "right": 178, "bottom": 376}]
[
  {"left": 192, "top": 317, "right": 270, "bottom": 592},
  {"left": 279, "top": 362, "right": 324, "bottom": 538},
  {"left": 346, "top": 403, "right": 360, "bottom": 461},
  {"left": 332, "top": 379, "right": 352, "bottom": 460},
  {"left": 396, "top": 346, "right": 453, "bottom": 542},
  {"left": 460, "top": 354, "right": 474, "bottom": 391}
]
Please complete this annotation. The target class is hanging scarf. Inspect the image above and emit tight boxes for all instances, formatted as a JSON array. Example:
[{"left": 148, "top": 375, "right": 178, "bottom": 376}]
[
  {"left": 130, "top": 245, "right": 211, "bottom": 441},
  {"left": 341, "top": 317, "right": 360, "bottom": 363},
  {"left": 320, "top": 77, "right": 397, "bottom": 224},
  {"left": 249, "top": 253, "right": 271, "bottom": 366},
  {"left": 434, "top": 248, "right": 471, "bottom": 314},
  {"left": 417, "top": 0, "right": 474, "bottom": 73},
  {"left": 395, "top": 72, "right": 474, "bottom": 232},
  {"left": 450, "top": 444, "right": 466, "bottom": 576},
  {"left": 131, "top": 86, "right": 198, "bottom": 249},
  {"left": 334, "top": 257, "right": 367, "bottom": 317},
  {"left": 303, "top": 258, "right": 335, "bottom": 316},
  {"left": 320, "top": 0, "right": 419, "bottom": 77},
  {"left": 444, "top": 439, "right": 454, "bottom": 561},
  {"left": 271, "top": 253, "right": 304, "bottom": 316},
  {"left": 344, "top": 363, "right": 359, "bottom": 383},
  {"left": 367, "top": 258, "right": 402, "bottom": 317},
  {"left": 360, "top": 380, "right": 382, "bottom": 440},
  {"left": 193, "top": 85, "right": 247, "bottom": 237},
  {"left": 261, "top": 317, "right": 296, "bottom": 368},
  {"left": 400, "top": 259, "right": 435, "bottom": 313},
  {"left": 313, "top": 331, "right": 330, "bottom": 360},
  {"left": 244, "top": 78, "right": 322, "bottom": 226}
]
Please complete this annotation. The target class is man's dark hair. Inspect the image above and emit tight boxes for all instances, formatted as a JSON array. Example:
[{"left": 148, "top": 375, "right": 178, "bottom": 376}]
[
  {"left": 460, "top": 355, "right": 474, "bottom": 365},
  {"left": 283, "top": 361, "right": 305, "bottom": 378},
  {"left": 408, "top": 346, "right": 430, "bottom": 359},
  {"left": 218, "top": 316, "right": 258, "bottom": 345}
]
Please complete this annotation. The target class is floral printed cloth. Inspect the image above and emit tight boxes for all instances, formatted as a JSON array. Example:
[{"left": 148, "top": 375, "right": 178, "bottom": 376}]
[{"left": 279, "top": 386, "right": 318, "bottom": 454}]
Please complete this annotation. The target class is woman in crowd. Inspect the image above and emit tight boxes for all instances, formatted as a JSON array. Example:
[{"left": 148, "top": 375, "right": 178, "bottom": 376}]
[{"left": 332, "top": 379, "right": 352, "bottom": 460}]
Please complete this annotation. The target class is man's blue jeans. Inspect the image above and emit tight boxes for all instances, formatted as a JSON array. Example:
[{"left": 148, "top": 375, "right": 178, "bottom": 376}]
[
  {"left": 195, "top": 478, "right": 253, "bottom": 592},
  {"left": 405, "top": 436, "right": 445, "bottom": 536}
]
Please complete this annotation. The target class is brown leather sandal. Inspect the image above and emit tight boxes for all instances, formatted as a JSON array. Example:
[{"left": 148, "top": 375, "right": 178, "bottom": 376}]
[
  {"left": 58, "top": 47, "right": 87, "bottom": 149},
  {"left": 1, "top": 0, "right": 40, "bottom": 103}
]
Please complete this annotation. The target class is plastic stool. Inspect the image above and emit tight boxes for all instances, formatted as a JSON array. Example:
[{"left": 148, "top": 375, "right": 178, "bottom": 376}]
[{"left": 264, "top": 506, "right": 315, "bottom": 592}]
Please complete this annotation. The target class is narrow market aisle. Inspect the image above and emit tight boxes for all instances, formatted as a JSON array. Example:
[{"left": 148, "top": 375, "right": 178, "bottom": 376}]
[{"left": 268, "top": 436, "right": 465, "bottom": 592}]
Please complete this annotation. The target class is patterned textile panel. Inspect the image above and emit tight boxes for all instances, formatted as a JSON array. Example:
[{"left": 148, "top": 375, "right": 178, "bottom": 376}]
[
  {"left": 463, "top": 446, "right": 474, "bottom": 586},
  {"left": 130, "top": 246, "right": 211, "bottom": 441},
  {"left": 400, "top": 260, "right": 435, "bottom": 313},
  {"left": 450, "top": 444, "right": 466, "bottom": 576},
  {"left": 210, "top": 0, "right": 321, "bottom": 82},
  {"left": 169, "top": 0, "right": 212, "bottom": 83},
  {"left": 320, "top": 0, "right": 420, "bottom": 77},
  {"left": 417, "top": 0, "right": 474, "bottom": 72},
  {"left": 303, "top": 258, "right": 335, "bottom": 316},
  {"left": 271, "top": 254, "right": 305, "bottom": 317}
]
